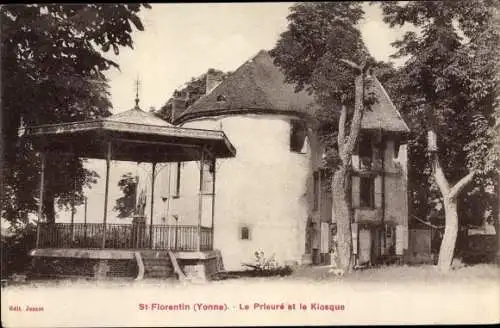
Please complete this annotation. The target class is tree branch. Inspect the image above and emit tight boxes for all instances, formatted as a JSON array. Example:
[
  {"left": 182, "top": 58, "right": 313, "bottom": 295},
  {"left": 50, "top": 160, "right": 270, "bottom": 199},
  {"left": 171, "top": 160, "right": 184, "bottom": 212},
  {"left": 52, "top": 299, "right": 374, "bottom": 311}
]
[
  {"left": 337, "top": 97, "right": 347, "bottom": 156},
  {"left": 449, "top": 170, "right": 476, "bottom": 200},
  {"left": 344, "top": 74, "right": 365, "bottom": 155},
  {"left": 339, "top": 58, "right": 362, "bottom": 72},
  {"left": 432, "top": 153, "right": 450, "bottom": 196},
  {"left": 412, "top": 214, "right": 445, "bottom": 229}
]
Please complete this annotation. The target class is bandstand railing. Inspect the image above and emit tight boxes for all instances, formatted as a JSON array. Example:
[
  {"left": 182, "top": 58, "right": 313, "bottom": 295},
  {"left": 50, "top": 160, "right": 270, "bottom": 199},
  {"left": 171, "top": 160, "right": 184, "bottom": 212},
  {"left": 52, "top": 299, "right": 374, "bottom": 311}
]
[{"left": 37, "top": 223, "right": 213, "bottom": 251}]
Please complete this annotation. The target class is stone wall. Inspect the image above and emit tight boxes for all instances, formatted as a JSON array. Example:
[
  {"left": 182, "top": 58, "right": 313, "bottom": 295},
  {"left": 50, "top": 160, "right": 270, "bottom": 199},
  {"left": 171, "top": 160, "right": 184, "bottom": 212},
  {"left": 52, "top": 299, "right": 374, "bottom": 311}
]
[
  {"left": 179, "top": 256, "right": 219, "bottom": 282},
  {"left": 30, "top": 257, "right": 137, "bottom": 279}
]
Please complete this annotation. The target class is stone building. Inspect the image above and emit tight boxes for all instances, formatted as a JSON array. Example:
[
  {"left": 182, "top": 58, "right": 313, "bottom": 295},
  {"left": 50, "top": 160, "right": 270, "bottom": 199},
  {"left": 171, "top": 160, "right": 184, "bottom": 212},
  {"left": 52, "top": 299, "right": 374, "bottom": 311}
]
[{"left": 137, "top": 50, "right": 410, "bottom": 270}]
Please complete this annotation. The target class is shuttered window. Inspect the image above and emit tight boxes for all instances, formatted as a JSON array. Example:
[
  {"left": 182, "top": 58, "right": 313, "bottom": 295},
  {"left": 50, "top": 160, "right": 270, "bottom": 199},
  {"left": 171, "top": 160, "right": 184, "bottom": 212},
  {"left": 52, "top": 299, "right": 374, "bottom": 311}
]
[
  {"left": 352, "top": 175, "right": 360, "bottom": 208},
  {"left": 374, "top": 175, "right": 382, "bottom": 208}
]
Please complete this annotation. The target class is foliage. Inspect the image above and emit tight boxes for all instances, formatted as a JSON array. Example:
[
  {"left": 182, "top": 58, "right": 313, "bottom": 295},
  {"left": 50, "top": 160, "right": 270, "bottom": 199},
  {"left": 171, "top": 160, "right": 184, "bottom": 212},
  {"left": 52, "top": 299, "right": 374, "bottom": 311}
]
[
  {"left": 270, "top": 2, "right": 391, "bottom": 169},
  {"left": 114, "top": 172, "right": 137, "bottom": 218},
  {"left": 461, "top": 235, "right": 499, "bottom": 264},
  {"left": 271, "top": 2, "right": 389, "bottom": 272},
  {"left": 240, "top": 251, "right": 293, "bottom": 277},
  {"left": 251, "top": 251, "right": 279, "bottom": 271},
  {"left": 155, "top": 68, "right": 231, "bottom": 123},
  {"left": 1, "top": 222, "right": 37, "bottom": 278},
  {"left": 379, "top": 0, "right": 499, "bottom": 227},
  {"left": 1, "top": 4, "right": 151, "bottom": 224}
]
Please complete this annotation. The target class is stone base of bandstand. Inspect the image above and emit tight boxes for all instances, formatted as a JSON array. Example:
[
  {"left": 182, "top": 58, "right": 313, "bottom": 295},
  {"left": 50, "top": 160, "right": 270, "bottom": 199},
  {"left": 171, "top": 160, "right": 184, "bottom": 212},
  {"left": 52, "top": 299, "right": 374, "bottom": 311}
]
[{"left": 28, "top": 248, "right": 223, "bottom": 282}]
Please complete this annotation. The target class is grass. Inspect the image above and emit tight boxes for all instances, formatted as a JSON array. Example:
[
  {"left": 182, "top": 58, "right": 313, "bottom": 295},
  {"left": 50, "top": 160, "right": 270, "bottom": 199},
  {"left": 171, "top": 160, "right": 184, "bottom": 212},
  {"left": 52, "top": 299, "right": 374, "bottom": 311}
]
[
  {"left": 4, "top": 262, "right": 498, "bottom": 289},
  {"left": 287, "top": 263, "right": 499, "bottom": 284}
]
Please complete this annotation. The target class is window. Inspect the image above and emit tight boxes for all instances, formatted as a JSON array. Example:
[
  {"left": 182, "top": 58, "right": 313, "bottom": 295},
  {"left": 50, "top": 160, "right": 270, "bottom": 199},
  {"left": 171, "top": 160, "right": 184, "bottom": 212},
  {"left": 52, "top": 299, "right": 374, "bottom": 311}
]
[
  {"left": 358, "top": 134, "right": 373, "bottom": 170},
  {"left": 240, "top": 226, "right": 250, "bottom": 240},
  {"left": 290, "top": 121, "right": 307, "bottom": 153},
  {"left": 359, "top": 176, "right": 375, "bottom": 208}
]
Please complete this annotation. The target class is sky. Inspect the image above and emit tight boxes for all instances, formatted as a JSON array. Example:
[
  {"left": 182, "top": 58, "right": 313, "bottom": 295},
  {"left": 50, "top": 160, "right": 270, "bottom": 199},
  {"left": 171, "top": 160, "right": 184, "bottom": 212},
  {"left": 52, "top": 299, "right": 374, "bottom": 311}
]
[
  {"left": 104, "top": 2, "right": 412, "bottom": 115},
  {"left": 52, "top": 2, "right": 413, "bottom": 224}
]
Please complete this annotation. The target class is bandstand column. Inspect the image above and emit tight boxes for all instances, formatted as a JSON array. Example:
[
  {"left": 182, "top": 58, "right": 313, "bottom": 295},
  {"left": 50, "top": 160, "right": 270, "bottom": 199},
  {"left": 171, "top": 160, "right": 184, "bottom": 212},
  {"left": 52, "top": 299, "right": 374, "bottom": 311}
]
[
  {"left": 36, "top": 152, "right": 46, "bottom": 248},
  {"left": 149, "top": 162, "right": 157, "bottom": 249},
  {"left": 210, "top": 156, "right": 216, "bottom": 251},
  {"left": 197, "top": 148, "right": 205, "bottom": 251},
  {"left": 71, "top": 165, "right": 76, "bottom": 242},
  {"left": 102, "top": 141, "right": 112, "bottom": 249}
]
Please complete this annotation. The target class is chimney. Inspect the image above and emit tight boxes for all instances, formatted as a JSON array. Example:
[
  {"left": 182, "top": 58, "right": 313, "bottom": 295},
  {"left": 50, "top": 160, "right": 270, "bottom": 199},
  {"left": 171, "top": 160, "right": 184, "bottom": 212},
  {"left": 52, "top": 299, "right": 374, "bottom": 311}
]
[
  {"left": 171, "top": 91, "right": 188, "bottom": 123},
  {"left": 206, "top": 69, "right": 224, "bottom": 94}
]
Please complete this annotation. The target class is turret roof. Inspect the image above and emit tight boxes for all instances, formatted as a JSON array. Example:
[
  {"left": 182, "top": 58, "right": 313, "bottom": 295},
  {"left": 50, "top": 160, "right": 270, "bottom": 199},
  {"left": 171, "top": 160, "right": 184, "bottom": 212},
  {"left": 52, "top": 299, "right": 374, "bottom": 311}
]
[{"left": 175, "top": 50, "right": 318, "bottom": 123}]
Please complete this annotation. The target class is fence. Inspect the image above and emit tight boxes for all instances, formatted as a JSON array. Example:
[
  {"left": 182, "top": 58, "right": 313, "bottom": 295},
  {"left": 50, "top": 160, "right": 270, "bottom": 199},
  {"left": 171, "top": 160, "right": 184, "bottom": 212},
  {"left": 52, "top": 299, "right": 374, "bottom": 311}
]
[{"left": 37, "top": 223, "right": 213, "bottom": 251}]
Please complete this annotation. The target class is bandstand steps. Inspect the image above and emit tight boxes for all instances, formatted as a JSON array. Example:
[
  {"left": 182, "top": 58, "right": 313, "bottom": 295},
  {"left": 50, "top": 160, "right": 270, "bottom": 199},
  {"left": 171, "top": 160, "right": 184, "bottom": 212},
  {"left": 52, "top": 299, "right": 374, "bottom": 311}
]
[{"left": 140, "top": 251, "right": 175, "bottom": 279}]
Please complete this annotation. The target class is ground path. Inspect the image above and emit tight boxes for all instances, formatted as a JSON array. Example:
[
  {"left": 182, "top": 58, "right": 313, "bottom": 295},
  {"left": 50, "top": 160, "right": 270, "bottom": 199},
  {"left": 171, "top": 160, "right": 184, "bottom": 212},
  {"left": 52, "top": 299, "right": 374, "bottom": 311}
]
[{"left": 2, "top": 264, "right": 499, "bottom": 326}]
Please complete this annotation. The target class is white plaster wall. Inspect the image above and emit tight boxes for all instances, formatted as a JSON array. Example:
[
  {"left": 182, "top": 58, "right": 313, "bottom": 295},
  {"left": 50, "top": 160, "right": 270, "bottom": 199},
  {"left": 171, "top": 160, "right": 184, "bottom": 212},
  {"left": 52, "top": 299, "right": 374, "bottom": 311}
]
[{"left": 169, "top": 114, "right": 311, "bottom": 270}]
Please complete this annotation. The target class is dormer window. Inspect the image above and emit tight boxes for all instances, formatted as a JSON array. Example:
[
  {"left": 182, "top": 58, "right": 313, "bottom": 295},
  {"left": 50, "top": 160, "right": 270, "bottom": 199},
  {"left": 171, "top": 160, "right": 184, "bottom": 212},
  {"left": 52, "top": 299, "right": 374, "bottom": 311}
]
[{"left": 290, "top": 121, "right": 307, "bottom": 153}]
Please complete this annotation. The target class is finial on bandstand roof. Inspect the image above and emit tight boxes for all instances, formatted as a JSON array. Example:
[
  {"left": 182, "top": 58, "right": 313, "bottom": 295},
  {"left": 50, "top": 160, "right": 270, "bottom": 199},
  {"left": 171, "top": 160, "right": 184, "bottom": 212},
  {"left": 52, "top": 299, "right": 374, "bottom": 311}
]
[{"left": 134, "top": 77, "right": 141, "bottom": 110}]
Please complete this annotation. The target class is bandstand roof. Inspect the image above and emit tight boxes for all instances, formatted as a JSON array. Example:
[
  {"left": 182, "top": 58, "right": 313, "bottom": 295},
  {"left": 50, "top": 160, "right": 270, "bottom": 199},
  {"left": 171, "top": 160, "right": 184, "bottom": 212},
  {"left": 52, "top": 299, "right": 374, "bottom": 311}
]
[{"left": 25, "top": 106, "right": 236, "bottom": 162}]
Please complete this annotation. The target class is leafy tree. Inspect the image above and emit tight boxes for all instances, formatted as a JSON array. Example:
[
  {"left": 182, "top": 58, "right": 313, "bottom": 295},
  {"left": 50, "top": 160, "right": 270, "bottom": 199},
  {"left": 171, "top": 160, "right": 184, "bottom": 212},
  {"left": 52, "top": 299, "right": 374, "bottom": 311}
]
[
  {"left": 114, "top": 172, "right": 138, "bottom": 218},
  {"left": 155, "top": 68, "right": 231, "bottom": 123},
  {"left": 271, "top": 2, "right": 384, "bottom": 272},
  {"left": 1, "top": 4, "right": 151, "bottom": 224},
  {"left": 379, "top": 0, "right": 499, "bottom": 271}
]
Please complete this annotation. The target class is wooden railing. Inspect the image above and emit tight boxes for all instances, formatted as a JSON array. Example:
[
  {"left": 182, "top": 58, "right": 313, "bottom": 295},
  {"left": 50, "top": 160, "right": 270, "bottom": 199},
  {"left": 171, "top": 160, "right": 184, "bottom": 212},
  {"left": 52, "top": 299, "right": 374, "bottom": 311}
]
[
  {"left": 37, "top": 223, "right": 213, "bottom": 251},
  {"left": 200, "top": 226, "right": 213, "bottom": 251}
]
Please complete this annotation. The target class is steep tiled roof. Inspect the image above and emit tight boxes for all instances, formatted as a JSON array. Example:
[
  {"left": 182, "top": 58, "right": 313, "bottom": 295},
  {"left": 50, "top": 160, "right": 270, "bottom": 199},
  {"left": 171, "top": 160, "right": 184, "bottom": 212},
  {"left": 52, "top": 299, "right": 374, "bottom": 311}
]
[
  {"left": 175, "top": 50, "right": 319, "bottom": 123},
  {"left": 362, "top": 76, "right": 409, "bottom": 133},
  {"left": 176, "top": 49, "right": 409, "bottom": 134}
]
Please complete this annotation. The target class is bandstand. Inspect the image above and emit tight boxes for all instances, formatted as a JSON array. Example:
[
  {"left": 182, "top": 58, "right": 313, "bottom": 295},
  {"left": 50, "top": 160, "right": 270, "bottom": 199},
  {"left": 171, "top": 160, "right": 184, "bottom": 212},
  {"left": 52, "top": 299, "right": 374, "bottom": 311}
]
[{"left": 25, "top": 98, "right": 236, "bottom": 280}]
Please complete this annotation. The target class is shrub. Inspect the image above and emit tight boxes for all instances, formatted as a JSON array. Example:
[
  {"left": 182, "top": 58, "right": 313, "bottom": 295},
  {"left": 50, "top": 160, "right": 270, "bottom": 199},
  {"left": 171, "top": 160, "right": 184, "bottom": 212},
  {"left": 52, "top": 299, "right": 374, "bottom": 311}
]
[
  {"left": 241, "top": 251, "right": 293, "bottom": 277},
  {"left": 1, "top": 223, "right": 36, "bottom": 279}
]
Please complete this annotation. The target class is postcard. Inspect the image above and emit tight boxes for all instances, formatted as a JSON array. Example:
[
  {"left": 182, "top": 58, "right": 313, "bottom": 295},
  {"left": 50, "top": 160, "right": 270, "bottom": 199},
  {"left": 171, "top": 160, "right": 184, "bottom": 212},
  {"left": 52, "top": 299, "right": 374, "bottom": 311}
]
[{"left": 2, "top": 2, "right": 499, "bottom": 327}]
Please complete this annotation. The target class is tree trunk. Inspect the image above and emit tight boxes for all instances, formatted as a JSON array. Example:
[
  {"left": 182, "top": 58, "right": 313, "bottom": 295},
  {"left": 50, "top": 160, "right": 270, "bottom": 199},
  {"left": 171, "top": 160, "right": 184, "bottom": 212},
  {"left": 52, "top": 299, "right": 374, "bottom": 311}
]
[
  {"left": 437, "top": 198, "right": 458, "bottom": 272},
  {"left": 429, "top": 133, "right": 475, "bottom": 272},
  {"left": 331, "top": 61, "right": 367, "bottom": 273},
  {"left": 332, "top": 166, "right": 352, "bottom": 271},
  {"left": 497, "top": 171, "right": 500, "bottom": 260}
]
